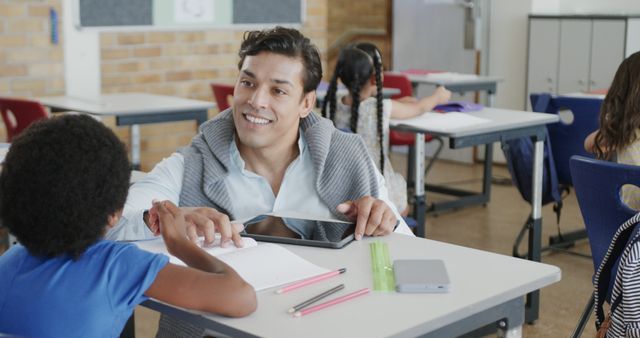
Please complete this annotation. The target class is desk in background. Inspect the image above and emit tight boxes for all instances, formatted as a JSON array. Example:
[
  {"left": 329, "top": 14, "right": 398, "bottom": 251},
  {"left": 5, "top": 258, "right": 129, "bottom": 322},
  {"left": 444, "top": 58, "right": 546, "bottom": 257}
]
[
  {"left": 38, "top": 93, "right": 213, "bottom": 169},
  {"left": 398, "top": 71, "right": 504, "bottom": 214},
  {"left": 392, "top": 108, "right": 559, "bottom": 323},
  {"left": 143, "top": 234, "right": 560, "bottom": 338}
]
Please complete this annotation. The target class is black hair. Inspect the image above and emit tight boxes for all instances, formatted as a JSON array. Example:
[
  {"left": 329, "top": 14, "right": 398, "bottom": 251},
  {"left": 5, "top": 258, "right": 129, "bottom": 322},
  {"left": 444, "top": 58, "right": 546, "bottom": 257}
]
[
  {"left": 322, "top": 42, "right": 385, "bottom": 173},
  {"left": 237, "top": 26, "right": 323, "bottom": 95},
  {"left": 0, "top": 115, "right": 131, "bottom": 259}
]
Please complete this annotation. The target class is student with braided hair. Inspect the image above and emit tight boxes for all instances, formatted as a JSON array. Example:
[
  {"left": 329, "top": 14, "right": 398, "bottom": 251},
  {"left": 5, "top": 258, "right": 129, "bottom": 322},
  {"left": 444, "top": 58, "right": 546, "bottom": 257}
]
[{"left": 322, "top": 42, "right": 451, "bottom": 215}]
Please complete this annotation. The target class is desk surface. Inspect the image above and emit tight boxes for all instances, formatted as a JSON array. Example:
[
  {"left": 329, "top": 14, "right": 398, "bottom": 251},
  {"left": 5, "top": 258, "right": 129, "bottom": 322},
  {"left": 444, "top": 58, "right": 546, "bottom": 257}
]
[
  {"left": 390, "top": 107, "right": 559, "bottom": 138},
  {"left": 148, "top": 234, "right": 560, "bottom": 338},
  {"left": 38, "top": 93, "right": 214, "bottom": 116}
]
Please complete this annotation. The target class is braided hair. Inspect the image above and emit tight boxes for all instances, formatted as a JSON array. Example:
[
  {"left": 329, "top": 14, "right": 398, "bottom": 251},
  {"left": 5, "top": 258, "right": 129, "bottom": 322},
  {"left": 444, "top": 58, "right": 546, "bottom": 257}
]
[
  {"left": 325, "top": 43, "right": 386, "bottom": 173},
  {"left": 355, "top": 42, "right": 385, "bottom": 172}
]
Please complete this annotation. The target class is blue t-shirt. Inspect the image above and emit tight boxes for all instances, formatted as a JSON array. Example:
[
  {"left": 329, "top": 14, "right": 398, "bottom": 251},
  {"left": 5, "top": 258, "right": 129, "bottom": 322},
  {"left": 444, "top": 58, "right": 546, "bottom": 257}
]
[{"left": 0, "top": 240, "right": 169, "bottom": 338}]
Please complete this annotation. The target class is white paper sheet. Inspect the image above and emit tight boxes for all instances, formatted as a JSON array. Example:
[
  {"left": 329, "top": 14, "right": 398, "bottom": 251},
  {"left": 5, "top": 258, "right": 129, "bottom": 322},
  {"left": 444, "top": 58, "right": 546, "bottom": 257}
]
[
  {"left": 390, "top": 112, "right": 489, "bottom": 132},
  {"left": 134, "top": 238, "right": 330, "bottom": 291}
]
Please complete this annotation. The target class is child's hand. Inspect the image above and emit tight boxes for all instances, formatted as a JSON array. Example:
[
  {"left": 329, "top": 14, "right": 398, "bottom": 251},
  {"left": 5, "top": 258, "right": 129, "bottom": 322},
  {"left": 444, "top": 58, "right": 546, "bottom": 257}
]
[
  {"left": 434, "top": 86, "right": 452, "bottom": 104},
  {"left": 154, "top": 200, "right": 189, "bottom": 247}
]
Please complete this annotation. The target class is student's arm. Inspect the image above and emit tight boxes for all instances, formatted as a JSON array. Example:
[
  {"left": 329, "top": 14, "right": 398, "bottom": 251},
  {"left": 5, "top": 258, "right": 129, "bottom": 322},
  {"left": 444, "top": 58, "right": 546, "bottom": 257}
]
[
  {"left": 584, "top": 130, "right": 599, "bottom": 153},
  {"left": 145, "top": 201, "right": 257, "bottom": 317},
  {"left": 390, "top": 86, "right": 452, "bottom": 119},
  {"left": 106, "top": 153, "right": 184, "bottom": 241}
]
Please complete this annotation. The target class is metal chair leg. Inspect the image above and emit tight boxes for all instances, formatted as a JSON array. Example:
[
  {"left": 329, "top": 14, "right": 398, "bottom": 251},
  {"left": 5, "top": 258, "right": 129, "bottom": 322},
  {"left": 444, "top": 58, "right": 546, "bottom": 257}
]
[{"left": 571, "top": 294, "right": 595, "bottom": 338}]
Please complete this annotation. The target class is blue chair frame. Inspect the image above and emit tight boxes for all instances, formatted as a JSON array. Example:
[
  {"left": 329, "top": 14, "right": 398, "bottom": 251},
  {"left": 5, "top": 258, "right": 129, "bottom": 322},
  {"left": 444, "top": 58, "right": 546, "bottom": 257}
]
[
  {"left": 529, "top": 93, "right": 601, "bottom": 248},
  {"left": 569, "top": 155, "right": 640, "bottom": 337}
]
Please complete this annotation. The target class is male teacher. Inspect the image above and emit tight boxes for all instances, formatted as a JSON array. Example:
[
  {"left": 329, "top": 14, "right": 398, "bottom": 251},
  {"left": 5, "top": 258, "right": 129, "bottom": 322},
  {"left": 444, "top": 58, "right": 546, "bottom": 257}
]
[{"left": 107, "top": 26, "right": 411, "bottom": 336}]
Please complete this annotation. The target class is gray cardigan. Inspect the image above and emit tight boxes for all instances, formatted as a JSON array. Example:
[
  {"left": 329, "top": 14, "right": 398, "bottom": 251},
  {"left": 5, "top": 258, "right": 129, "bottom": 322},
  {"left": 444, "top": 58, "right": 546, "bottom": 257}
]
[{"left": 178, "top": 109, "right": 380, "bottom": 241}]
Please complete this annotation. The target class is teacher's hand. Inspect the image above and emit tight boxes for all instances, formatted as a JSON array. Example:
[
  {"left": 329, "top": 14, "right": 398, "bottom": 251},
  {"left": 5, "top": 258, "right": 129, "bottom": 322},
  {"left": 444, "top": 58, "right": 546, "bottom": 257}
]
[
  {"left": 337, "top": 196, "right": 397, "bottom": 240},
  {"left": 148, "top": 205, "right": 244, "bottom": 248}
]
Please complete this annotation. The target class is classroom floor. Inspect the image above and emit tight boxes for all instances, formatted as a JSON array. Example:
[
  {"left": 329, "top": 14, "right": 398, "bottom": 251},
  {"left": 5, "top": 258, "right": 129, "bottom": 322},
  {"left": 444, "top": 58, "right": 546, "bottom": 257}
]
[{"left": 0, "top": 152, "right": 598, "bottom": 337}]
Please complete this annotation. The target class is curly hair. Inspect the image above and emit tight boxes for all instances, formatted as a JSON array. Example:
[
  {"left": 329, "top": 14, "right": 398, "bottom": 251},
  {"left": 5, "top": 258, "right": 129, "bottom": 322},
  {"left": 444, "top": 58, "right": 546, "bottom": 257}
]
[
  {"left": 237, "top": 26, "right": 322, "bottom": 95},
  {"left": 0, "top": 115, "right": 131, "bottom": 258},
  {"left": 594, "top": 51, "right": 640, "bottom": 160}
]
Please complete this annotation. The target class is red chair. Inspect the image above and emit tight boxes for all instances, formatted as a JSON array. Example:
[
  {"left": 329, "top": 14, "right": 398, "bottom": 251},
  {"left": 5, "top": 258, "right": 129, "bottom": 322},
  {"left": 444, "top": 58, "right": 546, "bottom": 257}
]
[
  {"left": 210, "top": 83, "right": 234, "bottom": 111},
  {"left": 382, "top": 72, "right": 443, "bottom": 176},
  {"left": 0, "top": 97, "right": 49, "bottom": 142}
]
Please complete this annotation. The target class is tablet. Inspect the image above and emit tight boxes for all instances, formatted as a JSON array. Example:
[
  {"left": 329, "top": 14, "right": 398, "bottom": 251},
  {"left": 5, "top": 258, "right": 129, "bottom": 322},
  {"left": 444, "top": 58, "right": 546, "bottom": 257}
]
[
  {"left": 240, "top": 215, "right": 355, "bottom": 249},
  {"left": 393, "top": 259, "right": 451, "bottom": 293}
]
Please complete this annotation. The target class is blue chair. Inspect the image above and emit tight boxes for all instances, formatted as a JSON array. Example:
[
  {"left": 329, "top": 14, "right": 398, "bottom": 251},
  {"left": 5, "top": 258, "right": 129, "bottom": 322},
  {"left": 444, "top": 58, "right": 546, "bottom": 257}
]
[
  {"left": 569, "top": 155, "right": 640, "bottom": 337},
  {"left": 530, "top": 93, "right": 601, "bottom": 249}
]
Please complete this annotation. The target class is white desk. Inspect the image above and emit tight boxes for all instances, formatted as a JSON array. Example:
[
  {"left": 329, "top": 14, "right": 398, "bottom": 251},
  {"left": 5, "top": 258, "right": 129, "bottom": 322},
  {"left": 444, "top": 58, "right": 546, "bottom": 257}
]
[
  {"left": 38, "top": 93, "right": 214, "bottom": 169},
  {"left": 391, "top": 108, "right": 559, "bottom": 323},
  {"left": 396, "top": 72, "right": 504, "bottom": 214},
  {"left": 142, "top": 234, "right": 560, "bottom": 338},
  {"left": 315, "top": 82, "right": 401, "bottom": 107},
  {"left": 401, "top": 72, "right": 503, "bottom": 107}
]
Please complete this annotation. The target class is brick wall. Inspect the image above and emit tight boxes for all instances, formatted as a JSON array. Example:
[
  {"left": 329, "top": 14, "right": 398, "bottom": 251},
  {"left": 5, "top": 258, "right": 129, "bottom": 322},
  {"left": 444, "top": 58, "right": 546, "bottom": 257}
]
[
  {"left": 0, "top": 0, "right": 393, "bottom": 171},
  {"left": 326, "top": 0, "right": 391, "bottom": 71}
]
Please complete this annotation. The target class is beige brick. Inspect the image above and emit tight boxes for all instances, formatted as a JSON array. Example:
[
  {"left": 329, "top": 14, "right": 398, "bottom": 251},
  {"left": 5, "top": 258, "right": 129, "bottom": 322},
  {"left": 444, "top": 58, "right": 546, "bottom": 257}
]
[
  {"left": 133, "top": 46, "right": 161, "bottom": 57},
  {"left": 101, "top": 61, "right": 145, "bottom": 74},
  {"left": 28, "top": 4, "right": 50, "bottom": 17},
  {"left": 204, "top": 30, "right": 236, "bottom": 42},
  {"left": 0, "top": 81, "right": 9, "bottom": 94},
  {"left": 28, "top": 63, "right": 63, "bottom": 76},
  {"left": 192, "top": 44, "right": 218, "bottom": 55},
  {"left": 102, "top": 48, "right": 130, "bottom": 59},
  {"left": 177, "top": 31, "right": 205, "bottom": 42},
  {"left": 166, "top": 71, "right": 192, "bottom": 82},
  {"left": 148, "top": 59, "right": 181, "bottom": 70},
  {"left": 30, "top": 35, "right": 50, "bottom": 47},
  {"left": 100, "top": 34, "right": 117, "bottom": 47},
  {"left": 0, "top": 65, "right": 27, "bottom": 76},
  {"left": 141, "top": 133, "right": 195, "bottom": 151},
  {"left": 11, "top": 78, "right": 46, "bottom": 92},
  {"left": 192, "top": 69, "right": 218, "bottom": 79},
  {"left": 5, "top": 48, "right": 49, "bottom": 63},
  {"left": 0, "top": 4, "right": 26, "bottom": 17},
  {"left": 148, "top": 32, "right": 176, "bottom": 43},
  {"left": 103, "top": 75, "right": 131, "bottom": 86},
  {"left": 7, "top": 18, "right": 45, "bottom": 33},
  {"left": 0, "top": 35, "right": 29, "bottom": 47},
  {"left": 117, "top": 33, "right": 145, "bottom": 45},
  {"left": 163, "top": 44, "right": 192, "bottom": 56},
  {"left": 130, "top": 73, "right": 163, "bottom": 84}
]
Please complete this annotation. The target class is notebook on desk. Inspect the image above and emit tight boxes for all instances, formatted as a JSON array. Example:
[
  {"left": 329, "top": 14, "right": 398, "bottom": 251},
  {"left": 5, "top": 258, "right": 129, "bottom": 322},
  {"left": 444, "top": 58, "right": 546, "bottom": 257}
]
[
  {"left": 135, "top": 236, "right": 330, "bottom": 291},
  {"left": 390, "top": 112, "right": 490, "bottom": 133}
]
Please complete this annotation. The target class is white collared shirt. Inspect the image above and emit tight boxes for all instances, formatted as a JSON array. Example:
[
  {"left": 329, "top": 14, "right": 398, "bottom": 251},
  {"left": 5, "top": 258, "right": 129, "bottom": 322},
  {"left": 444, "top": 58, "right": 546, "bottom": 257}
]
[{"left": 106, "top": 133, "right": 412, "bottom": 240}]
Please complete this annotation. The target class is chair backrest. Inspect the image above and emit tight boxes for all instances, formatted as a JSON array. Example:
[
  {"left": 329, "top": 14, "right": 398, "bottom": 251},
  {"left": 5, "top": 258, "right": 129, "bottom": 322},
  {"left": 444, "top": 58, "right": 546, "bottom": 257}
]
[
  {"left": 210, "top": 83, "right": 234, "bottom": 111},
  {"left": 382, "top": 72, "right": 413, "bottom": 99},
  {"left": 570, "top": 155, "right": 640, "bottom": 271},
  {"left": 530, "top": 93, "right": 601, "bottom": 185},
  {"left": 0, "top": 97, "right": 49, "bottom": 142}
]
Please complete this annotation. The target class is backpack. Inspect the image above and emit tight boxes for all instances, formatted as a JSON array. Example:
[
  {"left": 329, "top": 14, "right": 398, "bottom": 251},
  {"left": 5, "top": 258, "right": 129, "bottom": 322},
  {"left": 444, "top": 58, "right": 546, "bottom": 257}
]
[
  {"left": 501, "top": 93, "right": 566, "bottom": 225},
  {"left": 594, "top": 212, "right": 640, "bottom": 337}
]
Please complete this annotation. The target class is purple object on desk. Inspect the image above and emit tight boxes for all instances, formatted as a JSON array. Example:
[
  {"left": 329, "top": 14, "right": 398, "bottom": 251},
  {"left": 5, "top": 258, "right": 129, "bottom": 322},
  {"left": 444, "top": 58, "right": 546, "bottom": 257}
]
[{"left": 434, "top": 101, "right": 484, "bottom": 112}]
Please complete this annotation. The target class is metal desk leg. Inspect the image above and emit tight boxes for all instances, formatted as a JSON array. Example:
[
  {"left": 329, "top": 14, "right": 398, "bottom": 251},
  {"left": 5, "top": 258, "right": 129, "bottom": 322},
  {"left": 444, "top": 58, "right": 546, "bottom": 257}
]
[
  {"left": 130, "top": 124, "right": 141, "bottom": 170},
  {"left": 525, "top": 137, "right": 544, "bottom": 323},
  {"left": 412, "top": 133, "right": 426, "bottom": 238}
]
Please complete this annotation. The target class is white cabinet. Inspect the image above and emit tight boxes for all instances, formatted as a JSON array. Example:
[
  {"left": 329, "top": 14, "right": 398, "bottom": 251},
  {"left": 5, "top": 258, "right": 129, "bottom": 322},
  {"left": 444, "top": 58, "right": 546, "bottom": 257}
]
[{"left": 526, "top": 15, "right": 639, "bottom": 106}]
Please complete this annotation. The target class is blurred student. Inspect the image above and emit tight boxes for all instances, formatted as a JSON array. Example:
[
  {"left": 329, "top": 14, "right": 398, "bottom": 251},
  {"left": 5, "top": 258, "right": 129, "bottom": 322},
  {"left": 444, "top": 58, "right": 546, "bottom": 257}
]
[
  {"left": 584, "top": 51, "right": 640, "bottom": 209},
  {"left": 322, "top": 42, "right": 451, "bottom": 214},
  {"left": 0, "top": 115, "right": 256, "bottom": 337}
]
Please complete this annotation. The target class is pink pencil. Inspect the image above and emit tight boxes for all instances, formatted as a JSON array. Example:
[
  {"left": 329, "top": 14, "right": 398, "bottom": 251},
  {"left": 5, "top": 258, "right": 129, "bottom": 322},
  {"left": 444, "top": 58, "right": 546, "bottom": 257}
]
[
  {"left": 293, "top": 288, "right": 370, "bottom": 317},
  {"left": 276, "top": 268, "right": 346, "bottom": 294}
]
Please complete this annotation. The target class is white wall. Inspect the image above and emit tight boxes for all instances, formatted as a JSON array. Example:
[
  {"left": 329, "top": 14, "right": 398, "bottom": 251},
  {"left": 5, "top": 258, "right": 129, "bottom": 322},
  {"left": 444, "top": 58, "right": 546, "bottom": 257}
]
[{"left": 487, "top": 0, "right": 532, "bottom": 110}]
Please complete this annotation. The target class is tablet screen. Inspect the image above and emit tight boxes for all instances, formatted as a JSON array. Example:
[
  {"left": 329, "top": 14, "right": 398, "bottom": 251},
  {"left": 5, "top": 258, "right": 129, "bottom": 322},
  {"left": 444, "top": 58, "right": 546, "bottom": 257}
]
[{"left": 241, "top": 215, "right": 355, "bottom": 249}]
